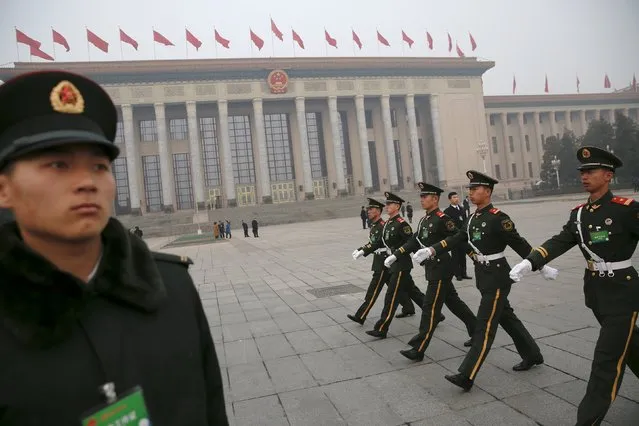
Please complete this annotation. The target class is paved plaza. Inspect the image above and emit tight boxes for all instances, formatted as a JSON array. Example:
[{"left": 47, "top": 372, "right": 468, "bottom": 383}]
[{"left": 150, "top": 193, "right": 639, "bottom": 426}]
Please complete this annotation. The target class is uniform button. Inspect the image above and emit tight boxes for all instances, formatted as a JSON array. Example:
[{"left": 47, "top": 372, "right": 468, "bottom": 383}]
[
  {"left": 592, "top": 272, "right": 596, "bottom": 277},
  {"left": 497, "top": 264, "right": 500, "bottom": 267},
  {"left": 627, "top": 276, "right": 632, "bottom": 280},
  {"left": 589, "top": 209, "right": 594, "bottom": 213},
  {"left": 588, "top": 225, "right": 592, "bottom": 229},
  {"left": 588, "top": 241, "right": 592, "bottom": 245}
]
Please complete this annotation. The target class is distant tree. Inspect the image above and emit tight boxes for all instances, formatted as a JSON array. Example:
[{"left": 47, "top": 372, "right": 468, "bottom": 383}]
[
  {"left": 539, "top": 132, "right": 580, "bottom": 187},
  {"left": 611, "top": 112, "right": 639, "bottom": 183},
  {"left": 539, "top": 135, "right": 561, "bottom": 187},
  {"left": 582, "top": 118, "right": 615, "bottom": 151}
]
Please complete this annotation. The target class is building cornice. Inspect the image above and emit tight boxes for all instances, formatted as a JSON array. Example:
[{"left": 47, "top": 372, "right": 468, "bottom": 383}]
[{"left": 484, "top": 93, "right": 639, "bottom": 109}]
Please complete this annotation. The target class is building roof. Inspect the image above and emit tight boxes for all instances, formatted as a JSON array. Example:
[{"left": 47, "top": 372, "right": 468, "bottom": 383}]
[{"left": 484, "top": 92, "right": 639, "bottom": 109}]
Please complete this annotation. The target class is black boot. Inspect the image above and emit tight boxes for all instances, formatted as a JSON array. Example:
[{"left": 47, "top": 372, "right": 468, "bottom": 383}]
[
  {"left": 463, "top": 339, "right": 472, "bottom": 347},
  {"left": 365, "top": 330, "right": 387, "bottom": 339},
  {"left": 513, "top": 355, "right": 544, "bottom": 371},
  {"left": 399, "top": 348, "right": 424, "bottom": 361},
  {"left": 396, "top": 311, "right": 415, "bottom": 318},
  {"left": 347, "top": 314, "right": 364, "bottom": 325},
  {"left": 438, "top": 314, "right": 446, "bottom": 322},
  {"left": 445, "top": 373, "right": 474, "bottom": 391}
]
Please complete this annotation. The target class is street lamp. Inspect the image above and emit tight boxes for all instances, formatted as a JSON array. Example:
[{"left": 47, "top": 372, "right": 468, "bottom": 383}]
[
  {"left": 551, "top": 155, "right": 561, "bottom": 189},
  {"left": 476, "top": 141, "right": 489, "bottom": 173},
  {"left": 606, "top": 145, "right": 617, "bottom": 184}
]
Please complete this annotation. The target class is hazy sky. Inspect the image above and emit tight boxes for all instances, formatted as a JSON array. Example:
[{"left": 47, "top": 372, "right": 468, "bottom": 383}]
[{"left": 2, "top": 0, "right": 638, "bottom": 95}]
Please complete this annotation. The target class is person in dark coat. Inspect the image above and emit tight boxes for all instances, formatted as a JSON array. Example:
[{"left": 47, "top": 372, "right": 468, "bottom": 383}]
[
  {"left": 0, "top": 70, "right": 227, "bottom": 426},
  {"left": 444, "top": 192, "right": 472, "bottom": 281},
  {"left": 131, "top": 225, "right": 143, "bottom": 238},
  {"left": 242, "top": 220, "right": 249, "bottom": 237},
  {"left": 360, "top": 206, "right": 367, "bottom": 229},
  {"left": 252, "top": 218, "right": 259, "bottom": 237}
]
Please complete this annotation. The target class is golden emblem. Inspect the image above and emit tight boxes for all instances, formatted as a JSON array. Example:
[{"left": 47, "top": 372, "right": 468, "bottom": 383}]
[
  {"left": 267, "top": 69, "right": 289, "bottom": 94},
  {"left": 502, "top": 219, "right": 514, "bottom": 231},
  {"left": 446, "top": 220, "right": 455, "bottom": 231},
  {"left": 582, "top": 148, "right": 591, "bottom": 159},
  {"left": 467, "top": 171, "right": 474, "bottom": 179},
  {"left": 50, "top": 80, "right": 84, "bottom": 114}
]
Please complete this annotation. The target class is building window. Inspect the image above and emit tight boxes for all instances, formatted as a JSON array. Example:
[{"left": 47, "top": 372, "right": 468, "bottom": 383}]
[
  {"left": 339, "top": 112, "right": 353, "bottom": 177},
  {"left": 506, "top": 114, "right": 511, "bottom": 125},
  {"left": 114, "top": 122, "right": 125, "bottom": 145},
  {"left": 306, "top": 112, "right": 327, "bottom": 179},
  {"left": 172, "top": 153, "right": 193, "bottom": 210},
  {"left": 264, "top": 113, "right": 295, "bottom": 182},
  {"left": 525, "top": 135, "right": 530, "bottom": 152},
  {"left": 491, "top": 136, "right": 498, "bottom": 154},
  {"left": 528, "top": 162, "right": 533, "bottom": 178},
  {"left": 139, "top": 120, "right": 157, "bottom": 142},
  {"left": 228, "top": 115, "right": 256, "bottom": 184},
  {"left": 169, "top": 118, "right": 188, "bottom": 140},
  {"left": 415, "top": 111, "right": 421, "bottom": 127},
  {"left": 390, "top": 109, "right": 398, "bottom": 128},
  {"left": 494, "top": 164, "right": 501, "bottom": 179},
  {"left": 523, "top": 114, "right": 528, "bottom": 125},
  {"left": 199, "top": 117, "right": 222, "bottom": 188},
  {"left": 112, "top": 157, "right": 130, "bottom": 208},
  {"left": 142, "top": 155, "right": 163, "bottom": 212},
  {"left": 539, "top": 114, "right": 543, "bottom": 124},
  {"left": 511, "top": 163, "right": 517, "bottom": 178},
  {"left": 489, "top": 114, "right": 495, "bottom": 126},
  {"left": 365, "top": 110, "right": 373, "bottom": 129},
  {"left": 508, "top": 136, "right": 514, "bottom": 153}
]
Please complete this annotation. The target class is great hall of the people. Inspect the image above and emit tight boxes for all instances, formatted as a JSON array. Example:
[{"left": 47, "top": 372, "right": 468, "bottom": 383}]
[{"left": 2, "top": 57, "right": 638, "bottom": 215}]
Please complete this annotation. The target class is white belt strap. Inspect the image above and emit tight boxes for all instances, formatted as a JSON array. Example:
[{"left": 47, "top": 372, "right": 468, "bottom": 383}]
[
  {"left": 576, "top": 206, "right": 619, "bottom": 277},
  {"left": 466, "top": 213, "right": 485, "bottom": 259},
  {"left": 374, "top": 248, "right": 387, "bottom": 255},
  {"left": 415, "top": 216, "right": 426, "bottom": 248},
  {"left": 475, "top": 251, "right": 505, "bottom": 263},
  {"left": 586, "top": 259, "right": 632, "bottom": 273}
]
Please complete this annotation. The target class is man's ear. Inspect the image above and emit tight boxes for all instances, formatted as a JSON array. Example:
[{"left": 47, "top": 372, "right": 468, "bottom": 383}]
[{"left": 0, "top": 174, "right": 13, "bottom": 209}]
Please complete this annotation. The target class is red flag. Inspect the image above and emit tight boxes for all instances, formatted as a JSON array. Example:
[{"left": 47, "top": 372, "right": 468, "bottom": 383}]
[
  {"left": 456, "top": 43, "right": 465, "bottom": 58},
  {"left": 186, "top": 29, "right": 202, "bottom": 50},
  {"left": 119, "top": 29, "right": 138, "bottom": 50},
  {"left": 325, "top": 29, "right": 337, "bottom": 48},
  {"left": 576, "top": 74, "right": 580, "bottom": 93},
  {"left": 401, "top": 30, "right": 414, "bottom": 48},
  {"left": 544, "top": 74, "right": 549, "bottom": 93},
  {"left": 87, "top": 29, "right": 108, "bottom": 53},
  {"left": 352, "top": 30, "right": 362, "bottom": 49},
  {"left": 215, "top": 30, "right": 230, "bottom": 49},
  {"left": 15, "top": 29, "right": 40, "bottom": 48},
  {"left": 447, "top": 33, "right": 452, "bottom": 52},
  {"left": 426, "top": 32, "right": 433, "bottom": 50},
  {"left": 250, "top": 29, "right": 264, "bottom": 50},
  {"left": 633, "top": 74, "right": 637, "bottom": 92},
  {"left": 30, "top": 44, "right": 54, "bottom": 61},
  {"left": 469, "top": 32, "right": 477, "bottom": 51},
  {"left": 512, "top": 75, "right": 517, "bottom": 94},
  {"left": 52, "top": 29, "right": 70, "bottom": 52},
  {"left": 604, "top": 73, "right": 611, "bottom": 89},
  {"left": 377, "top": 30, "right": 390, "bottom": 47},
  {"left": 153, "top": 30, "right": 174, "bottom": 46},
  {"left": 271, "top": 18, "right": 283, "bottom": 41},
  {"left": 292, "top": 29, "right": 305, "bottom": 49}
]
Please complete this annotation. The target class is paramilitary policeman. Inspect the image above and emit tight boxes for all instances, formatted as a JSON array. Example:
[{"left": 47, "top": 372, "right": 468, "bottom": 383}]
[
  {"left": 357, "top": 192, "right": 424, "bottom": 338},
  {"left": 420, "top": 170, "right": 555, "bottom": 391},
  {"left": 384, "top": 182, "right": 477, "bottom": 362},
  {"left": 349, "top": 198, "right": 417, "bottom": 324},
  {"left": 510, "top": 146, "right": 639, "bottom": 426}
]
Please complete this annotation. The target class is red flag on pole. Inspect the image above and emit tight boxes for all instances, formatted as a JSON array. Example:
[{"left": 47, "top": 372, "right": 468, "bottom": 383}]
[
  {"left": 544, "top": 74, "right": 549, "bottom": 93},
  {"left": 426, "top": 32, "right": 433, "bottom": 50},
  {"left": 186, "top": 29, "right": 202, "bottom": 50},
  {"left": 153, "top": 30, "right": 174, "bottom": 46},
  {"left": 576, "top": 74, "right": 580, "bottom": 93},
  {"left": 325, "top": 30, "right": 337, "bottom": 48},
  {"left": 87, "top": 29, "right": 109, "bottom": 53},
  {"left": 250, "top": 29, "right": 264, "bottom": 50},
  {"left": 292, "top": 29, "right": 305, "bottom": 49},
  {"left": 271, "top": 18, "right": 283, "bottom": 41},
  {"left": 469, "top": 32, "right": 477, "bottom": 51},
  {"left": 352, "top": 30, "right": 362, "bottom": 49},
  {"left": 119, "top": 29, "right": 138, "bottom": 50},
  {"left": 604, "top": 73, "right": 611, "bottom": 89},
  {"left": 215, "top": 30, "right": 230, "bottom": 48},
  {"left": 30, "top": 44, "right": 54, "bottom": 61},
  {"left": 456, "top": 43, "right": 465, "bottom": 58},
  {"left": 633, "top": 74, "right": 637, "bottom": 92},
  {"left": 447, "top": 33, "right": 452, "bottom": 52},
  {"left": 512, "top": 75, "right": 517, "bottom": 94},
  {"left": 15, "top": 29, "right": 41, "bottom": 48},
  {"left": 401, "top": 30, "right": 414, "bottom": 48},
  {"left": 52, "top": 29, "right": 70, "bottom": 51},
  {"left": 377, "top": 31, "right": 390, "bottom": 47}
]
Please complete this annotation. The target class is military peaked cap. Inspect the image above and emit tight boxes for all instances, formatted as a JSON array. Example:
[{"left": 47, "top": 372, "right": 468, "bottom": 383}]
[
  {"left": 384, "top": 191, "right": 405, "bottom": 204},
  {"left": 0, "top": 70, "right": 119, "bottom": 170},
  {"left": 576, "top": 146, "right": 623, "bottom": 171},
  {"left": 417, "top": 182, "right": 444, "bottom": 196},
  {"left": 465, "top": 170, "right": 499, "bottom": 189},
  {"left": 366, "top": 198, "right": 385, "bottom": 209}
]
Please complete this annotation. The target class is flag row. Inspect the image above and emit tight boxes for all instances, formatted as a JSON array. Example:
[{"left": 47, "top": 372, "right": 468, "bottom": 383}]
[{"left": 511, "top": 73, "right": 638, "bottom": 94}]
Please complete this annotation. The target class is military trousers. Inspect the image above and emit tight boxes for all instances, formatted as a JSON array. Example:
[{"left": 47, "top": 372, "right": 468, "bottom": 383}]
[
  {"left": 408, "top": 278, "right": 477, "bottom": 353},
  {"left": 458, "top": 284, "right": 541, "bottom": 380},
  {"left": 576, "top": 310, "right": 639, "bottom": 426},
  {"left": 353, "top": 269, "right": 416, "bottom": 322},
  {"left": 373, "top": 269, "right": 417, "bottom": 333}
]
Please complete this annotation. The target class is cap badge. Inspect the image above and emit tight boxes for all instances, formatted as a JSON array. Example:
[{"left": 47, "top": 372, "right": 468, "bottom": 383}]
[
  {"left": 582, "top": 148, "right": 591, "bottom": 159},
  {"left": 467, "top": 171, "right": 474, "bottom": 179},
  {"left": 50, "top": 80, "right": 84, "bottom": 114}
]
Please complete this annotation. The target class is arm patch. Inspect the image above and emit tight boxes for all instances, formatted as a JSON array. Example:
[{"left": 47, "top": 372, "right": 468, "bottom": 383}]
[
  {"left": 403, "top": 225, "right": 412, "bottom": 235},
  {"left": 445, "top": 220, "right": 456, "bottom": 231},
  {"left": 501, "top": 219, "right": 514, "bottom": 231}
]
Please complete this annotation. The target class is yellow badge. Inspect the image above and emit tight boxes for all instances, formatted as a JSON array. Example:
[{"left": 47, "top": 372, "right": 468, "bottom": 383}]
[
  {"left": 501, "top": 219, "right": 514, "bottom": 231},
  {"left": 582, "top": 148, "right": 591, "bottom": 159},
  {"left": 446, "top": 220, "right": 455, "bottom": 231},
  {"left": 50, "top": 80, "right": 84, "bottom": 114}
]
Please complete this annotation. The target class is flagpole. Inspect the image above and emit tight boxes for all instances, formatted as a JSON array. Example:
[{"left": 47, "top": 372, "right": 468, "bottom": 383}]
[
  {"left": 14, "top": 26, "right": 20, "bottom": 62},
  {"left": 152, "top": 26, "right": 157, "bottom": 60},
  {"left": 185, "top": 27, "right": 188, "bottom": 59},
  {"left": 291, "top": 28, "right": 296, "bottom": 58},
  {"left": 351, "top": 27, "right": 355, "bottom": 56},
  {"left": 269, "top": 15, "right": 275, "bottom": 58},
  {"left": 324, "top": 28, "right": 328, "bottom": 57},
  {"left": 249, "top": 27, "right": 253, "bottom": 58},
  {"left": 214, "top": 27, "right": 219, "bottom": 58},
  {"left": 119, "top": 27, "right": 124, "bottom": 61},
  {"left": 86, "top": 27, "right": 91, "bottom": 62},
  {"left": 376, "top": 28, "right": 380, "bottom": 55},
  {"left": 51, "top": 27, "right": 57, "bottom": 61}
]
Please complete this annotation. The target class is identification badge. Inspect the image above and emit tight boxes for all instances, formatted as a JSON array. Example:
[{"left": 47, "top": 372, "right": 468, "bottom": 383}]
[
  {"left": 81, "top": 387, "right": 150, "bottom": 426},
  {"left": 589, "top": 230, "right": 609, "bottom": 244},
  {"left": 472, "top": 231, "right": 482, "bottom": 241}
]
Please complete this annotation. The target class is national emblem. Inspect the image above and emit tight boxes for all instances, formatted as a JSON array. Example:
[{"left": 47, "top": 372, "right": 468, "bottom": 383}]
[
  {"left": 50, "top": 80, "right": 84, "bottom": 114},
  {"left": 582, "top": 148, "right": 591, "bottom": 159},
  {"left": 267, "top": 69, "right": 289, "bottom": 94}
]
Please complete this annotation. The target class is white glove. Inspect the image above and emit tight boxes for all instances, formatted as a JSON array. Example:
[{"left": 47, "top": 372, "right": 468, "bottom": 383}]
[
  {"left": 352, "top": 249, "right": 364, "bottom": 260},
  {"left": 412, "top": 247, "right": 434, "bottom": 263},
  {"left": 384, "top": 255, "right": 397, "bottom": 268},
  {"left": 509, "top": 259, "right": 533, "bottom": 282},
  {"left": 540, "top": 265, "right": 559, "bottom": 280}
]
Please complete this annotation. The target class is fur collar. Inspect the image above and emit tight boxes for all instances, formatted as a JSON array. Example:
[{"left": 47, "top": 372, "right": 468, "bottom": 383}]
[{"left": 0, "top": 218, "right": 166, "bottom": 348}]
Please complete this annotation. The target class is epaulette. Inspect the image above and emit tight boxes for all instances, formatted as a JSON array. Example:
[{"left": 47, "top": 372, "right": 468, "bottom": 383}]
[
  {"left": 436, "top": 211, "right": 445, "bottom": 217},
  {"left": 397, "top": 217, "right": 405, "bottom": 223},
  {"left": 152, "top": 252, "right": 194, "bottom": 267},
  {"left": 489, "top": 208, "right": 501, "bottom": 214},
  {"left": 572, "top": 203, "right": 586, "bottom": 211},
  {"left": 611, "top": 196, "right": 634, "bottom": 206}
]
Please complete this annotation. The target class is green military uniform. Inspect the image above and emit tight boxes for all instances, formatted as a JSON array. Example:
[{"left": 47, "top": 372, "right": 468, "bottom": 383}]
[
  {"left": 525, "top": 147, "right": 639, "bottom": 426},
  {"left": 349, "top": 198, "right": 416, "bottom": 324},
  {"left": 431, "top": 171, "right": 543, "bottom": 390},
  {"left": 361, "top": 192, "right": 422, "bottom": 338},
  {"left": 394, "top": 183, "right": 477, "bottom": 361}
]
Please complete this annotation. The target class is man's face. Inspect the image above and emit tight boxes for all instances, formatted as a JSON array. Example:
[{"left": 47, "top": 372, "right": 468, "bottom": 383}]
[
  {"left": 580, "top": 168, "right": 613, "bottom": 194},
  {"left": 386, "top": 202, "right": 400, "bottom": 215},
  {"left": 0, "top": 145, "right": 115, "bottom": 242},
  {"left": 468, "top": 186, "right": 491, "bottom": 205},
  {"left": 449, "top": 194, "right": 460, "bottom": 205},
  {"left": 367, "top": 206, "right": 381, "bottom": 221},
  {"left": 420, "top": 194, "right": 438, "bottom": 211}
]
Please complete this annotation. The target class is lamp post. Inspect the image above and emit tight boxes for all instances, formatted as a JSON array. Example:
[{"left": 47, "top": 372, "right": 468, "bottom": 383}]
[
  {"left": 551, "top": 155, "right": 561, "bottom": 189},
  {"left": 476, "top": 141, "right": 489, "bottom": 173},
  {"left": 606, "top": 145, "right": 617, "bottom": 184}
]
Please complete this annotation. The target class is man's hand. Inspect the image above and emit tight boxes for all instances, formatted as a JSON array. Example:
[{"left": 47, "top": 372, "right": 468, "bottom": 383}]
[
  {"left": 509, "top": 259, "right": 533, "bottom": 282},
  {"left": 384, "top": 255, "right": 397, "bottom": 268},
  {"left": 540, "top": 265, "right": 559, "bottom": 280},
  {"left": 412, "top": 247, "right": 434, "bottom": 264},
  {"left": 352, "top": 249, "right": 364, "bottom": 260}
]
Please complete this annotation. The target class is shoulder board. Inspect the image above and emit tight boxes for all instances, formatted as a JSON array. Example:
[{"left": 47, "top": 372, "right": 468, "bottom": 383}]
[
  {"left": 436, "top": 211, "right": 445, "bottom": 217},
  {"left": 379, "top": 219, "right": 386, "bottom": 225},
  {"left": 152, "top": 252, "right": 194, "bottom": 267},
  {"left": 611, "top": 196, "right": 634, "bottom": 206},
  {"left": 397, "top": 217, "right": 405, "bottom": 223},
  {"left": 489, "top": 208, "right": 501, "bottom": 215},
  {"left": 572, "top": 203, "right": 586, "bottom": 211}
]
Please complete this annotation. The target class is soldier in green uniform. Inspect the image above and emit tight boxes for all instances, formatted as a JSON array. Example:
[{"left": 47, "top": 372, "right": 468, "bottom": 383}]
[
  {"left": 510, "top": 147, "right": 639, "bottom": 426},
  {"left": 384, "top": 182, "right": 477, "bottom": 361},
  {"left": 349, "top": 198, "right": 418, "bottom": 323},
  {"left": 420, "top": 170, "right": 555, "bottom": 391}
]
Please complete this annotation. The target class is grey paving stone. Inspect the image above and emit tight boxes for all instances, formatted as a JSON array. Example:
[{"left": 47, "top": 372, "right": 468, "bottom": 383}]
[
  {"left": 220, "top": 311, "right": 248, "bottom": 325},
  {"left": 333, "top": 344, "right": 395, "bottom": 377},
  {"left": 313, "top": 325, "right": 360, "bottom": 348},
  {"left": 503, "top": 389, "right": 578, "bottom": 426},
  {"left": 279, "top": 387, "right": 345, "bottom": 426},
  {"left": 299, "top": 311, "right": 337, "bottom": 328},
  {"left": 249, "top": 319, "right": 281, "bottom": 338},
  {"left": 299, "top": 349, "right": 358, "bottom": 385},
  {"left": 224, "top": 338, "right": 261, "bottom": 366},
  {"left": 532, "top": 342, "right": 593, "bottom": 381},
  {"left": 540, "top": 332, "right": 596, "bottom": 359},
  {"left": 265, "top": 355, "right": 317, "bottom": 393},
  {"left": 366, "top": 336, "right": 429, "bottom": 367},
  {"left": 222, "top": 322, "right": 252, "bottom": 342},
  {"left": 210, "top": 325, "right": 222, "bottom": 343},
  {"left": 323, "top": 306, "right": 357, "bottom": 324},
  {"left": 233, "top": 395, "right": 288, "bottom": 426},
  {"left": 411, "top": 412, "right": 472, "bottom": 425},
  {"left": 243, "top": 307, "right": 272, "bottom": 322},
  {"left": 285, "top": 329, "right": 329, "bottom": 354},
  {"left": 227, "top": 361, "right": 275, "bottom": 402},
  {"left": 255, "top": 334, "right": 296, "bottom": 360},
  {"left": 458, "top": 400, "right": 537, "bottom": 426},
  {"left": 274, "top": 314, "right": 310, "bottom": 333}
]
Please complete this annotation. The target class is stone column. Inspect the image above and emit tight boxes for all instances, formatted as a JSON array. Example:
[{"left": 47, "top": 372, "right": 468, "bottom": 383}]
[
  {"left": 252, "top": 98, "right": 271, "bottom": 203},
  {"left": 533, "top": 111, "right": 543, "bottom": 162},
  {"left": 405, "top": 94, "right": 422, "bottom": 183},
  {"left": 120, "top": 104, "right": 141, "bottom": 215},
  {"left": 294, "top": 97, "right": 315, "bottom": 200},
  {"left": 217, "top": 100, "right": 236, "bottom": 207},
  {"left": 517, "top": 112, "right": 527, "bottom": 175},
  {"left": 500, "top": 112, "right": 510, "bottom": 179},
  {"left": 623, "top": 108, "right": 630, "bottom": 118},
  {"left": 380, "top": 94, "right": 398, "bottom": 188},
  {"left": 580, "top": 110, "right": 587, "bottom": 135},
  {"left": 550, "top": 111, "right": 558, "bottom": 138},
  {"left": 153, "top": 102, "right": 174, "bottom": 212},
  {"left": 609, "top": 109, "right": 616, "bottom": 124},
  {"left": 595, "top": 109, "right": 601, "bottom": 121},
  {"left": 565, "top": 110, "right": 572, "bottom": 132},
  {"left": 328, "top": 96, "right": 346, "bottom": 195},
  {"left": 186, "top": 101, "right": 205, "bottom": 209},
  {"left": 430, "top": 94, "right": 445, "bottom": 184},
  {"left": 354, "top": 95, "right": 372, "bottom": 190}
]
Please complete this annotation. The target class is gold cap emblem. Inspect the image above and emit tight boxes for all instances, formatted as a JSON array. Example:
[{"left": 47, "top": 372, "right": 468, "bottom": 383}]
[
  {"left": 50, "top": 80, "right": 84, "bottom": 114},
  {"left": 582, "top": 148, "right": 591, "bottom": 159},
  {"left": 467, "top": 171, "right": 474, "bottom": 179}
]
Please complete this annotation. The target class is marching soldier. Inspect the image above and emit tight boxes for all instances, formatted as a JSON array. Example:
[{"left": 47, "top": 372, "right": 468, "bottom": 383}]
[
  {"left": 510, "top": 146, "right": 639, "bottom": 426},
  {"left": 419, "top": 171, "right": 555, "bottom": 390},
  {"left": 384, "top": 183, "right": 477, "bottom": 361},
  {"left": 349, "top": 198, "right": 418, "bottom": 323}
]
